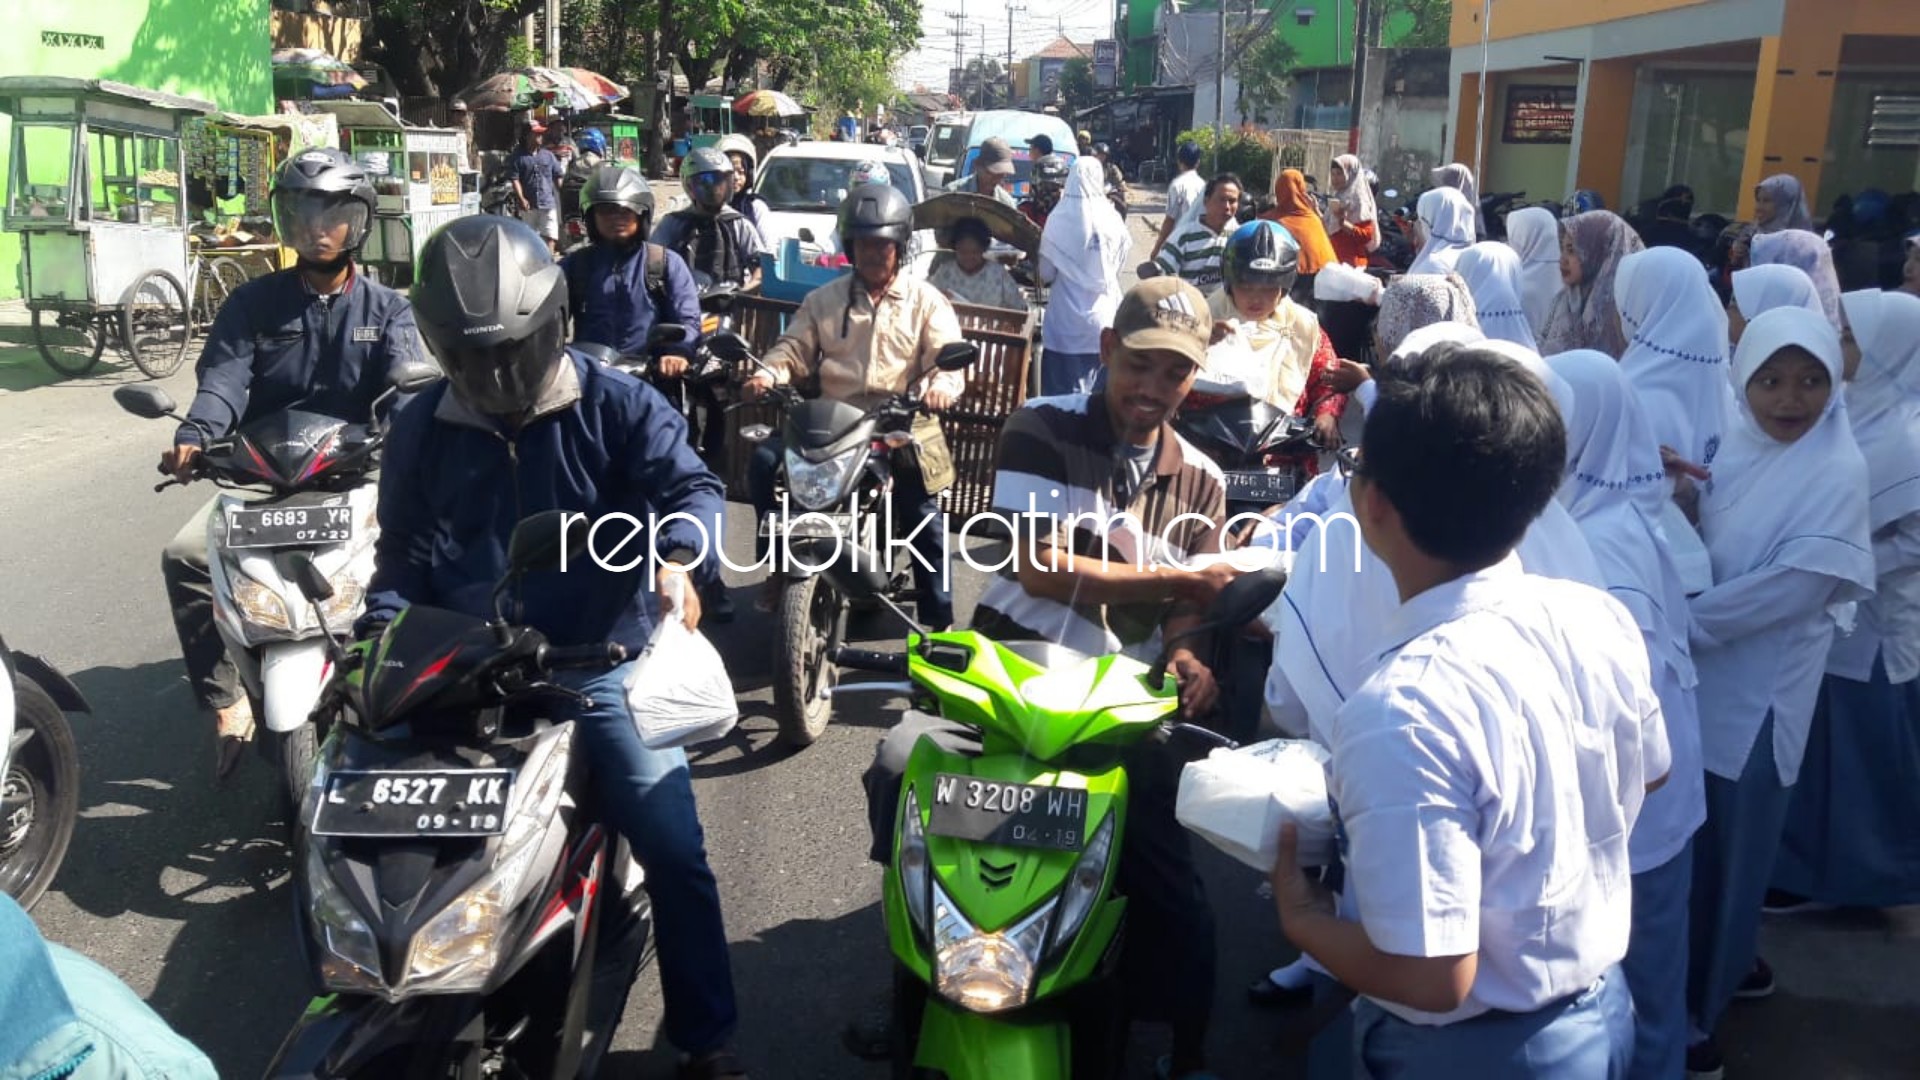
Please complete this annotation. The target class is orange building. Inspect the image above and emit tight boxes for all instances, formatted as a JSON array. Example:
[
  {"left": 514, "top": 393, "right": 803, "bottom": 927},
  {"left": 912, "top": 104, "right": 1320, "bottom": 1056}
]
[{"left": 1445, "top": 0, "right": 1920, "bottom": 219}]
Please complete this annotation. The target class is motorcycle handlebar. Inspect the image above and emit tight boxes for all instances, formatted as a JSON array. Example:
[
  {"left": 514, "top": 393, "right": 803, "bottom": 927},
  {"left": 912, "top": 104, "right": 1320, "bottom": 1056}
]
[
  {"left": 830, "top": 646, "right": 908, "bottom": 675},
  {"left": 541, "top": 642, "right": 630, "bottom": 670}
]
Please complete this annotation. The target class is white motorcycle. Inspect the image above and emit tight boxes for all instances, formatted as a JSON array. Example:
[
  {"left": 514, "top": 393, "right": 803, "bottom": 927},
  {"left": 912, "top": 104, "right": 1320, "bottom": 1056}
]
[{"left": 114, "top": 366, "right": 437, "bottom": 807}]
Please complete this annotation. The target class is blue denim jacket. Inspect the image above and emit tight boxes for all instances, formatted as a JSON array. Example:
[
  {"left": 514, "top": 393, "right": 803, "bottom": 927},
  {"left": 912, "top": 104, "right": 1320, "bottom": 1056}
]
[{"left": 0, "top": 895, "right": 216, "bottom": 1080}]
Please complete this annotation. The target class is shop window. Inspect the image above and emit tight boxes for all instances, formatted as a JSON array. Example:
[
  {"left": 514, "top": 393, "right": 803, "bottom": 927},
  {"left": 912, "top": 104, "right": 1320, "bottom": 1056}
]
[
  {"left": 88, "top": 128, "right": 182, "bottom": 226},
  {"left": 1624, "top": 69, "right": 1753, "bottom": 218},
  {"left": 6, "top": 123, "right": 75, "bottom": 224},
  {"left": 1825, "top": 77, "right": 1920, "bottom": 209}
]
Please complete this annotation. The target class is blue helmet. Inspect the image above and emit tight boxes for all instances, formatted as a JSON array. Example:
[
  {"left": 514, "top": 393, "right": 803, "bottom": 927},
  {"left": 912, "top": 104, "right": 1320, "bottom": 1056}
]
[
  {"left": 1567, "top": 189, "right": 1606, "bottom": 215},
  {"left": 1224, "top": 219, "right": 1300, "bottom": 291},
  {"left": 577, "top": 128, "right": 609, "bottom": 156}
]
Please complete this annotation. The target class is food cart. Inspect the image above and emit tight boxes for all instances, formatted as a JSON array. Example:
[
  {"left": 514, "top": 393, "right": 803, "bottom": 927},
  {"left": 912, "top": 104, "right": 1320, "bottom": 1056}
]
[
  {"left": 574, "top": 112, "right": 645, "bottom": 170},
  {"left": 302, "top": 100, "right": 477, "bottom": 286},
  {"left": 180, "top": 111, "right": 342, "bottom": 320},
  {"left": 0, "top": 77, "right": 212, "bottom": 379}
]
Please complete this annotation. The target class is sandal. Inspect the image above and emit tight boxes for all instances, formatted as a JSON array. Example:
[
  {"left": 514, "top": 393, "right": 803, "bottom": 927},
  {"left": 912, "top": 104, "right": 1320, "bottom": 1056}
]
[
  {"left": 214, "top": 699, "right": 256, "bottom": 782},
  {"left": 678, "top": 1049, "right": 749, "bottom": 1080}
]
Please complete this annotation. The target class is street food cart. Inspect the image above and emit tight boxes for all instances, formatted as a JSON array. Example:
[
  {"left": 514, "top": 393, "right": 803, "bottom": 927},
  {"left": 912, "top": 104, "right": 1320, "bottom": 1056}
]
[
  {"left": 181, "top": 111, "right": 342, "bottom": 317},
  {"left": 0, "top": 77, "right": 212, "bottom": 379},
  {"left": 575, "top": 112, "right": 645, "bottom": 170},
  {"left": 303, "top": 100, "right": 478, "bottom": 286}
]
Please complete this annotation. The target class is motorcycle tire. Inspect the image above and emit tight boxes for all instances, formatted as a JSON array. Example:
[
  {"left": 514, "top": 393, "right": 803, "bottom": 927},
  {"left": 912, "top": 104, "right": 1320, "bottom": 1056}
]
[
  {"left": 772, "top": 575, "right": 839, "bottom": 747},
  {"left": 264, "top": 723, "right": 318, "bottom": 821},
  {"left": 0, "top": 679, "right": 80, "bottom": 910}
]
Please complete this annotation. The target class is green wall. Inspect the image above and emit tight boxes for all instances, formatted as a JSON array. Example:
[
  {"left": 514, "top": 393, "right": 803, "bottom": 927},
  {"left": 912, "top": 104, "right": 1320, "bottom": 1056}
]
[
  {"left": 0, "top": 0, "right": 274, "bottom": 298},
  {"left": 1119, "top": 0, "right": 1420, "bottom": 92}
]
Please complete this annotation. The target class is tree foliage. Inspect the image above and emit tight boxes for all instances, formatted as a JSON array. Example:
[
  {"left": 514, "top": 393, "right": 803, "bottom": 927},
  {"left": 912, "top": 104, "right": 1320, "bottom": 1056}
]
[
  {"left": 1381, "top": 0, "right": 1451, "bottom": 49},
  {"left": 1058, "top": 58, "right": 1097, "bottom": 115},
  {"left": 1231, "top": 16, "right": 1298, "bottom": 126},
  {"left": 364, "top": 0, "right": 546, "bottom": 100}
]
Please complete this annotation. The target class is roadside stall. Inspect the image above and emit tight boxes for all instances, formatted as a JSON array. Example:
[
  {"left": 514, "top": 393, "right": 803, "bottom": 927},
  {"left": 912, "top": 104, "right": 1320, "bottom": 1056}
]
[
  {"left": 181, "top": 111, "right": 341, "bottom": 310},
  {"left": 302, "top": 100, "right": 476, "bottom": 286},
  {"left": 574, "top": 112, "right": 646, "bottom": 170},
  {"left": 0, "top": 76, "right": 213, "bottom": 380}
]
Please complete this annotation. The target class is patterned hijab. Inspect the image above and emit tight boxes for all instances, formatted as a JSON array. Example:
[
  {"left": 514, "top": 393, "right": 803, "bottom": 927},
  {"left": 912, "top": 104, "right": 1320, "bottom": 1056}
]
[
  {"left": 1754, "top": 174, "right": 1814, "bottom": 234},
  {"left": 1376, "top": 273, "right": 1479, "bottom": 355},
  {"left": 1540, "top": 211, "right": 1643, "bottom": 358},
  {"left": 1749, "top": 229, "right": 1842, "bottom": 332}
]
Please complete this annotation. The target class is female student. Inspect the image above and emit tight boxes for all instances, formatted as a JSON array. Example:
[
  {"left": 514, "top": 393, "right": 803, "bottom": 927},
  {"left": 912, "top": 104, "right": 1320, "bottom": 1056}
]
[
  {"left": 1615, "top": 247, "right": 1734, "bottom": 472},
  {"left": 1036, "top": 157, "right": 1129, "bottom": 395},
  {"left": 1541, "top": 211, "right": 1644, "bottom": 358},
  {"left": 1549, "top": 349, "right": 1706, "bottom": 1080},
  {"left": 1374, "top": 274, "right": 1478, "bottom": 358},
  {"left": 1683, "top": 307, "right": 1875, "bottom": 1076},
  {"left": 1770, "top": 289, "right": 1920, "bottom": 912},
  {"left": 1753, "top": 174, "right": 1815, "bottom": 235},
  {"left": 1507, "top": 207, "right": 1563, "bottom": 340},
  {"left": 1324, "top": 154, "right": 1381, "bottom": 267},
  {"left": 1729, "top": 264, "right": 1826, "bottom": 343},
  {"left": 1748, "top": 230, "right": 1843, "bottom": 331},
  {"left": 1406, "top": 187, "right": 1476, "bottom": 276},
  {"left": 1456, "top": 242, "right": 1538, "bottom": 349}
]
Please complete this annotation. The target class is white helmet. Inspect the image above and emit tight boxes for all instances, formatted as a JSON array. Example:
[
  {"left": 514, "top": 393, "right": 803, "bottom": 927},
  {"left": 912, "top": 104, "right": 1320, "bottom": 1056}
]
[
  {"left": 716, "top": 133, "right": 758, "bottom": 173},
  {"left": 849, "top": 160, "right": 891, "bottom": 188}
]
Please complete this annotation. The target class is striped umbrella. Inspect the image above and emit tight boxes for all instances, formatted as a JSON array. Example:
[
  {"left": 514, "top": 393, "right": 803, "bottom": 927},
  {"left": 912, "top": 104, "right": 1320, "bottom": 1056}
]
[{"left": 733, "top": 89, "right": 806, "bottom": 118}]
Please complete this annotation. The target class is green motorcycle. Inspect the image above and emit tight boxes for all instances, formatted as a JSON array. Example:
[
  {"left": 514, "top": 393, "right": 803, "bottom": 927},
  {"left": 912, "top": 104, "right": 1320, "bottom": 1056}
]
[{"left": 825, "top": 557, "right": 1288, "bottom": 1079}]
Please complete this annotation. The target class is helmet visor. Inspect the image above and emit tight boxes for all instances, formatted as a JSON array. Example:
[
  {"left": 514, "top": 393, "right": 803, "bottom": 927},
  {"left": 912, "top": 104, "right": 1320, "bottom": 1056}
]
[
  {"left": 273, "top": 190, "right": 370, "bottom": 264},
  {"left": 686, "top": 171, "right": 732, "bottom": 208},
  {"left": 436, "top": 320, "right": 566, "bottom": 417}
]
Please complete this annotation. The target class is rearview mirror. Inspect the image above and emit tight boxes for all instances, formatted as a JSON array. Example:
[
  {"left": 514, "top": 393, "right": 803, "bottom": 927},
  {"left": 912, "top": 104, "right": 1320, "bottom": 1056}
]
[
  {"left": 798, "top": 228, "right": 816, "bottom": 244},
  {"left": 707, "top": 331, "right": 751, "bottom": 364},
  {"left": 505, "top": 510, "right": 589, "bottom": 578},
  {"left": 933, "top": 342, "right": 979, "bottom": 372},
  {"left": 572, "top": 341, "right": 622, "bottom": 368},
  {"left": 647, "top": 323, "right": 696, "bottom": 348},
  {"left": 1210, "top": 565, "right": 1289, "bottom": 629},
  {"left": 388, "top": 358, "right": 444, "bottom": 394},
  {"left": 113, "top": 385, "right": 177, "bottom": 420}
]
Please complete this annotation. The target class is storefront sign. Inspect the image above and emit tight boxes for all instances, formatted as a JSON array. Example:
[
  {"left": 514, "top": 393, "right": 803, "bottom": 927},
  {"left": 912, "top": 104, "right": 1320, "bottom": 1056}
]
[
  {"left": 1094, "top": 39, "right": 1118, "bottom": 90},
  {"left": 1503, "top": 84, "right": 1576, "bottom": 145},
  {"left": 42, "top": 31, "right": 106, "bottom": 50}
]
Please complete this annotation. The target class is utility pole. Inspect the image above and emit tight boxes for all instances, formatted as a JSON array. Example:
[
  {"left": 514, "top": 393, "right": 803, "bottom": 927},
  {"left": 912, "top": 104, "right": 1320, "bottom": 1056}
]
[
  {"left": 1006, "top": 2, "right": 1026, "bottom": 108},
  {"left": 545, "top": 0, "right": 561, "bottom": 68},
  {"left": 1346, "top": 0, "right": 1373, "bottom": 154},
  {"left": 1214, "top": 0, "right": 1228, "bottom": 173},
  {"left": 978, "top": 25, "right": 989, "bottom": 111},
  {"left": 948, "top": 7, "right": 968, "bottom": 98}
]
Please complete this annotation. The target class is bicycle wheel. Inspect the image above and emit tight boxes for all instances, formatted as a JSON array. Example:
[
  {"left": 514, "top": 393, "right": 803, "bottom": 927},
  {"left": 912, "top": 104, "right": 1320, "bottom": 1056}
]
[
  {"left": 120, "top": 270, "right": 192, "bottom": 379},
  {"left": 29, "top": 307, "right": 106, "bottom": 378},
  {"left": 193, "top": 256, "right": 250, "bottom": 330}
]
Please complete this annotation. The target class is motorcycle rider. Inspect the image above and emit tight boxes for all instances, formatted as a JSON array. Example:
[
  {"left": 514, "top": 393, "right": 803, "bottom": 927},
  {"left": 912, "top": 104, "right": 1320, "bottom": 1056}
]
[
  {"left": 360, "top": 214, "right": 748, "bottom": 1080},
  {"left": 716, "top": 133, "right": 770, "bottom": 238},
  {"left": 943, "top": 136, "right": 1019, "bottom": 208},
  {"left": 157, "top": 148, "right": 423, "bottom": 780},
  {"left": 652, "top": 147, "right": 764, "bottom": 292},
  {"left": 1019, "top": 152, "right": 1069, "bottom": 228},
  {"left": 560, "top": 165, "right": 730, "bottom": 620},
  {"left": 852, "top": 278, "right": 1240, "bottom": 1079},
  {"left": 740, "top": 184, "right": 963, "bottom": 628}
]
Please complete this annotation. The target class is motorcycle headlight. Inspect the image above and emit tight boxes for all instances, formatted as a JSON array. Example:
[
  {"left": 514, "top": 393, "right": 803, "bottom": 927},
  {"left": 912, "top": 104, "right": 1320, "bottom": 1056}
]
[
  {"left": 319, "top": 575, "right": 365, "bottom": 633},
  {"left": 1047, "top": 812, "right": 1115, "bottom": 964},
  {"left": 306, "top": 843, "right": 383, "bottom": 992},
  {"left": 898, "top": 788, "right": 931, "bottom": 938},
  {"left": 785, "top": 447, "right": 864, "bottom": 511},
  {"left": 929, "top": 883, "right": 1053, "bottom": 1014},
  {"left": 232, "top": 577, "right": 292, "bottom": 632}
]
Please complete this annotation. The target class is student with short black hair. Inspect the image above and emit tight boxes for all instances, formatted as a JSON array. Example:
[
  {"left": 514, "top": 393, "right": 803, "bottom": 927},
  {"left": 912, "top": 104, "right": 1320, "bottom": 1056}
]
[{"left": 1269, "top": 344, "right": 1668, "bottom": 1078}]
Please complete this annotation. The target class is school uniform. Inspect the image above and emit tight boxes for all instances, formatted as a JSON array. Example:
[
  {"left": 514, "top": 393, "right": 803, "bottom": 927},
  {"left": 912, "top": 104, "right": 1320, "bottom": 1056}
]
[
  {"left": 1773, "top": 289, "right": 1920, "bottom": 907},
  {"left": 1685, "top": 308, "right": 1876, "bottom": 1036},
  {"left": 1328, "top": 559, "right": 1666, "bottom": 1079},
  {"left": 1549, "top": 349, "right": 1708, "bottom": 1080}
]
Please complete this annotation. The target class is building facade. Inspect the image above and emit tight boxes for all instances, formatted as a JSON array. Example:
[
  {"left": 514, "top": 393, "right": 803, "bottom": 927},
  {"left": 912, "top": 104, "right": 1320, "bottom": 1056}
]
[{"left": 1447, "top": 0, "right": 1920, "bottom": 218}]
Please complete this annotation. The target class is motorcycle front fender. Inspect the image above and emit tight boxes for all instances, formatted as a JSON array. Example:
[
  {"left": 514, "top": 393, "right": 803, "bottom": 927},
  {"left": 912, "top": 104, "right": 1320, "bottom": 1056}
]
[
  {"left": 261, "top": 639, "right": 331, "bottom": 734},
  {"left": 912, "top": 997, "right": 1069, "bottom": 1080},
  {"left": 263, "top": 993, "right": 484, "bottom": 1079},
  {"left": 9, "top": 652, "right": 90, "bottom": 714}
]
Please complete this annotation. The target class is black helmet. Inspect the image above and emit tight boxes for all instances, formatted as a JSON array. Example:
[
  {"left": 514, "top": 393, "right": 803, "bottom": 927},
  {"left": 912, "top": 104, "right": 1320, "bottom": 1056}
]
[
  {"left": 1032, "top": 154, "right": 1069, "bottom": 187},
  {"left": 582, "top": 163, "right": 655, "bottom": 242},
  {"left": 411, "top": 217, "right": 569, "bottom": 418},
  {"left": 1223, "top": 219, "right": 1300, "bottom": 292},
  {"left": 271, "top": 148, "right": 376, "bottom": 267},
  {"left": 681, "top": 147, "right": 734, "bottom": 212},
  {"left": 837, "top": 183, "right": 913, "bottom": 254}
]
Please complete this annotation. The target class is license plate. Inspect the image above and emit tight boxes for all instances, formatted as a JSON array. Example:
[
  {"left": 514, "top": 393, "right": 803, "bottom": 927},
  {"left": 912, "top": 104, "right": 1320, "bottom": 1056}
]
[
  {"left": 226, "top": 502, "right": 354, "bottom": 549},
  {"left": 1224, "top": 469, "right": 1295, "bottom": 505},
  {"left": 925, "top": 773, "right": 1088, "bottom": 852},
  {"left": 311, "top": 769, "right": 514, "bottom": 838},
  {"left": 760, "top": 512, "right": 855, "bottom": 540}
]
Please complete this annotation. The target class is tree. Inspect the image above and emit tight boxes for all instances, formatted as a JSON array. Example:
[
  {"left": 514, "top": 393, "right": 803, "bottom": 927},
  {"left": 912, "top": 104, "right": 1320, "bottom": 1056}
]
[
  {"left": 1231, "top": 16, "right": 1298, "bottom": 126},
  {"left": 1381, "top": 0, "right": 1451, "bottom": 49},
  {"left": 1058, "top": 58, "right": 1097, "bottom": 115},
  {"left": 364, "top": 0, "right": 546, "bottom": 101}
]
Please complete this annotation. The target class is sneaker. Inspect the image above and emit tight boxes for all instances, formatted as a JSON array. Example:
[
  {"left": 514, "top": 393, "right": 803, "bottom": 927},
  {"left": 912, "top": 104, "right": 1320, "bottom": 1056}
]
[
  {"left": 1686, "top": 1036, "right": 1725, "bottom": 1080},
  {"left": 213, "top": 699, "right": 256, "bottom": 781},
  {"left": 1734, "top": 956, "right": 1776, "bottom": 1000},
  {"left": 1761, "top": 888, "right": 1834, "bottom": 916}
]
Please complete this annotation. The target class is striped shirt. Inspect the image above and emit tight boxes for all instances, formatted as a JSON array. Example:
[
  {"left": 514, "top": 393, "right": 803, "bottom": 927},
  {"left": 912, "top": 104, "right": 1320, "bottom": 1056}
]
[
  {"left": 1156, "top": 218, "right": 1230, "bottom": 289},
  {"left": 973, "top": 393, "right": 1228, "bottom": 659}
]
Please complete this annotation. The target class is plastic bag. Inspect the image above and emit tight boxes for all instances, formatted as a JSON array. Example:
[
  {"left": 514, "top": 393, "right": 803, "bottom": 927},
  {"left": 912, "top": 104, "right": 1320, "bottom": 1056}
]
[
  {"left": 1176, "top": 738, "right": 1335, "bottom": 871},
  {"left": 1312, "top": 262, "right": 1383, "bottom": 305},
  {"left": 623, "top": 574, "right": 739, "bottom": 749}
]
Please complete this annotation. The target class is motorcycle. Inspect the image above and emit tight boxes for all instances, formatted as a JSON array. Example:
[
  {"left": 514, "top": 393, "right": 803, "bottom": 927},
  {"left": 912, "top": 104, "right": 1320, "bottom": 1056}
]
[
  {"left": 742, "top": 341, "right": 979, "bottom": 747},
  {"left": 1172, "top": 393, "right": 1320, "bottom": 541},
  {"left": 263, "top": 510, "right": 651, "bottom": 1079},
  {"left": 113, "top": 363, "right": 439, "bottom": 809},
  {"left": 481, "top": 166, "right": 520, "bottom": 219},
  {"left": 0, "top": 635, "right": 90, "bottom": 910},
  {"left": 825, "top": 553, "right": 1289, "bottom": 1079}
]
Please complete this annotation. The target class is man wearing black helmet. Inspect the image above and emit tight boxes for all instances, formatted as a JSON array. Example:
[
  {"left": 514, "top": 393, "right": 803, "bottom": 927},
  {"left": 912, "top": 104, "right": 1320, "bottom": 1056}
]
[
  {"left": 157, "top": 148, "right": 425, "bottom": 779},
  {"left": 362, "top": 215, "right": 747, "bottom": 1080},
  {"left": 1019, "top": 153, "right": 1069, "bottom": 228},
  {"left": 740, "top": 184, "right": 964, "bottom": 627},
  {"left": 652, "top": 147, "right": 763, "bottom": 291}
]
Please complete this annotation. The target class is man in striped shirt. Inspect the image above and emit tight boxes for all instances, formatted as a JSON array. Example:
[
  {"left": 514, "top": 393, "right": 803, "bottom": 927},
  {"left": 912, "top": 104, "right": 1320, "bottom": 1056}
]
[
  {"left": 1152, "top": 172, "right": 1243, "bottom": 290},
  {"left": 855, "top": 278, "right": 1239, "bottom": 1080}
]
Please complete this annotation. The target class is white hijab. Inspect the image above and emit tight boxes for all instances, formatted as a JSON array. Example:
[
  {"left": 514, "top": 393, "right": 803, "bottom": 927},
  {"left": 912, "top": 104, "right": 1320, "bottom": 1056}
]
[
  {"left": 1331, "top": 153, "right": 1380, "bottom": 251},
  {"left": 1507, "top": 207, "right": 1563, "bottom": 337},
  {"left": 1837, "top": 289, "right": 1920, "bottom": 532},
  {"left": 1702, "top": 307, "right": 1874, "bottom": 595},
  {"left": 1039, "top": 156, "right": 1129, "bottom": 309},
  {"left": 1407, "top": 187, "right": 1476, "bottom": 276},
  {"left": 1431, "top": 162, "right": 1485, "bottom": 238},
  {"left": 1731, "top": 264, "right": 1825, "bottom": 322},
  {"left": 1615, "top": 246, "right": 1732, "bottom": 468},
  {"left": 1456, "top": 242, "right": 1538, "bottom": 350}
]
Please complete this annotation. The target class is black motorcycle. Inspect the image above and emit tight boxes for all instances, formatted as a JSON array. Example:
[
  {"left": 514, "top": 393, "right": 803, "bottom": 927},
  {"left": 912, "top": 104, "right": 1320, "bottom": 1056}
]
[
  {"left": 0, "top": 636, "right": 89, "bottom": 910},
  {"left": 264, "top": 511, "right": 651, "bottom": 1079},
  {"left": 1173, "top": 392, "right": 1320, "bottom": 541}
]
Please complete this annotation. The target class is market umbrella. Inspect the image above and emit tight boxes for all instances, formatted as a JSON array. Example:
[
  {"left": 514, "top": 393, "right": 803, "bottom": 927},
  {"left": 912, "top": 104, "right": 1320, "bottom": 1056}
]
[
  {"left": 912, "top": 192, "right": 1042, "bottom": 255},
  {"left": 733, "top": 89, "right": 806, "bottom": 119},
  {"left": 455, "top": 69, "right": 602, "bottom": 113},
  {"left": 271, "top": 47, "right": 368, "bottom": 90},
  {"left": 557, "top": 67, "right": 630, "bottom": 103}
]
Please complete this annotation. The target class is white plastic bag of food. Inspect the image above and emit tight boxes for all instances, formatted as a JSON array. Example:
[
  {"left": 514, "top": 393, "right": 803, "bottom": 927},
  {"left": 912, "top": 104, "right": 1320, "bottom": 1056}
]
[
  {"left": 1312, "top": 262, "right": 1383, "bottom": 305},
  {"left": 1176, "top": 738, "right": 1335, "bottom": 871},
  {"left": 623, "top": 575, "right": 739, "bottom": 749}
]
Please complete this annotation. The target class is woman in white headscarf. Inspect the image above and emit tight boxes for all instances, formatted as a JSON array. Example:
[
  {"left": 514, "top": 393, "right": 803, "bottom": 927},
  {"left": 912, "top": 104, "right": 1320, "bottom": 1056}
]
[
  {"left": 1455, "top": 242, "right": 1537, "bottom": 349},
  {"left": 1615, "top": 246, "right": 1732, "bottom": 471},
  {"left": 1548, "top": 349, "right": 1705, "bottom": 1080},
  {"left": 1729, "top": 263, "right": 1825, "bottom": 343},
  {"left": 1748, "top": 230, "right": 1842, "bottom": 332},
  {"left": 1772, "top": 289, "right": 1920, "bottom": 912},
  {"left": 1683, "top": 307, "right": 1875, "bottom": 1067},
  {"left": 1324, "top": 153, "right": 1380, "bottom": 266},
  {"left": 1541, "top": 210, "right": 1644, "bottom": 358},
  {"left": 1037, "top": 156, "right": 1129, "bottom": 395},
  {"left": 1406, "top": 186, "right": 1476, "bottom": 275},
  {"left": 1431, "top": 161, "right": 1486, "bottom": 239},
  {"left": 1753, "top": 174, "right": 1814, "bottom": 234},
  {"left": 1506, "top": 206, "right": 1563, "bottom": 339}
]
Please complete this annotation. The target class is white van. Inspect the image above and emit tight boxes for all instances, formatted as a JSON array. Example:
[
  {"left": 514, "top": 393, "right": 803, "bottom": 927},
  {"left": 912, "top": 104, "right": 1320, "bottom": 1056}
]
[{"left": 921, "top": 110, "right": 1078, "bottom": 199}]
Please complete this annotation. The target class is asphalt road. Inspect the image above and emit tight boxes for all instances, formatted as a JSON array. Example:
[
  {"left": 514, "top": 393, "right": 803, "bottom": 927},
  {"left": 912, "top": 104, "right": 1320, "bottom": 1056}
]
[{"left": 2, "top": 193, "right": 1917, "bottom": 1079}]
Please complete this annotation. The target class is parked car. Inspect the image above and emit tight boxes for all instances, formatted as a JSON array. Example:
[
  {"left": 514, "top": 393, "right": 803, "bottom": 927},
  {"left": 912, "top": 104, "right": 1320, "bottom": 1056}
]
[
  {"left": 908, "top": 124, "right": 930, "bottom": 156},
  {"left": 754, "top": 142, "right": 932, "bottom": 262}
]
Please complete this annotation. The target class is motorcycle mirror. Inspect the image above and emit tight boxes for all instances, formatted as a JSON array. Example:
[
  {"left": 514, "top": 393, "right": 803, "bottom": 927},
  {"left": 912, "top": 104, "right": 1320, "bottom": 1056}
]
[
  {"left": 690, "top": 269, "right": 715, "bottom": 291},
  {"left": 505, "top": 510, "right": 589, "bottom": 578},
  {"left": 933, "top": 342, "right": 979, "bottom": 372},
  {"left": 798, "top": 228, "right": 816, "bottom": 244},
  {"left": 1146, "top": 564, "right": 1289, "bottom": 689},
  {"left": 647, "top": 323, "right": 696, "bottom": 348},
  {"left": 388, "top": 358, "right": 444, "bottom": 394},
  {"left": 282, "top": 551, "right": 335, "bottom": 603},
  {"left": 112, "top": 385, "right": 177, "bottom": 420}
]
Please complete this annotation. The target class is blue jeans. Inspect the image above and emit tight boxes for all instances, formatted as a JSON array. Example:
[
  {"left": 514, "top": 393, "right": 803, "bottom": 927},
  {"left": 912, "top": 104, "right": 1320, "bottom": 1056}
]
[
  {"left": 1040, "top": 349, "right": 1101, "bottom": 397},
  {"left": 560, "top": 663, "right": 738, "bottom": 1057}
]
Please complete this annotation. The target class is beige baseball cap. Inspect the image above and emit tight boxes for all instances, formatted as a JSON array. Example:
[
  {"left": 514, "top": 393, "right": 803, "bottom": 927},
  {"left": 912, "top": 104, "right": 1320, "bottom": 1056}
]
[
  {"left": 1112, "top": 277, "right": 1213, "bottom": 367},
  {"left": 976, "top": 137, "right": 1016, "bottom": 176}
]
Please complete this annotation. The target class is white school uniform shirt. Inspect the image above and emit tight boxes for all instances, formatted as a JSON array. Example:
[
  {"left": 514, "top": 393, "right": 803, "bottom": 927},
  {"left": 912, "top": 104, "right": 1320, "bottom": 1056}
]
[{"left": 1328, "top": 558, "right": 1668, "bottom": 1026}]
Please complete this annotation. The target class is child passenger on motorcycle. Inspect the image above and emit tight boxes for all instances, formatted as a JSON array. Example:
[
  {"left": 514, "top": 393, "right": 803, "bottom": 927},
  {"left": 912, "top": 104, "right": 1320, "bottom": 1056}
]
[{"left": 1207, "top": 220, "right": 1348, "bottom": 456}]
